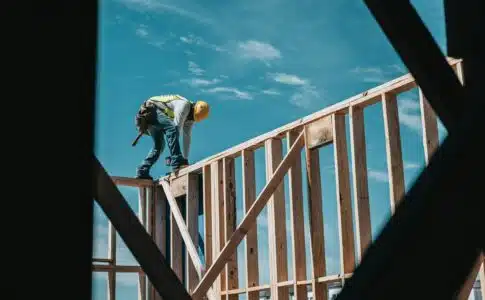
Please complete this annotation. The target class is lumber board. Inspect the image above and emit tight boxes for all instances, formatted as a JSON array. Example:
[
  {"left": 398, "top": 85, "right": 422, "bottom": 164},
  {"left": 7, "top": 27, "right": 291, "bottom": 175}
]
[
  {"left": 159, "top": 57, "right": 460, "bottom": 181},
  {"left": 306, "top": 115, "right": 333, "bottom": 149},
  {"left": 93, "top": 157, "right": 192, "bottom": 300},
  {"left": 191, "top": 131, "right": 305, "bottom": 299},
  {"left": 112, "top": 176, "right": 155, "bottom": 187},
  {"left": 349, "top": 106, "right": 372, "bottom": 262}
]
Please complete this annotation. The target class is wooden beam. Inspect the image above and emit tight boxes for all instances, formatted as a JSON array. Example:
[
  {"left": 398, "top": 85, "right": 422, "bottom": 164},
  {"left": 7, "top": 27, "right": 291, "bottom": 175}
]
[
  {"left": 210, "top": 161, "right": 223, "bottom": 298},
  {"left": 153, "top": 186, "right": 167, "bottom": 300},
  {"left": 92, "top": 264, "right": 143, "bottom": 273},
  {"left": 203, "top": 165, "right": 213, "bottom": 268},
  {"left": 419, "top": 89, "right": 439, "bottom": 164},
  {"left": 242, "top": 149, "right": 260, "bottom": 300},
  {"left": 349, "top": 105, "right": 372, "bottom": 263},
  {"left": 457, "top": 253, "right": 484, "bottom": 300},
  {"left": 333, "top": 113, "right": 356, "bottom": 274},
  {"left": 170, "top": 175, "right": 188, "bottom": 198},
  {"left": 112, "top": 176, "right": 155, "bottom": 187},
  {"left": 265, "top": 139, "right": 289, "bottom": 299},
  {"left": 305, "top": 115, "right": 333, "bottom": 149},
  {"left": 303, "top": 126, "right": 328, "bottom": 300},
  {"left": 382, "top": 93, "right": 405, "bottom": 212},
  {"left": 287, "top": 131, "right": 308, "bottom": 300},
  {"left": 159, "top": 59, "right": 461, "bottom": 181},
  {"left": 93, "top": 157, "right": 192, "bottom": 300},
  {"left": 138, "top": 188, "right": 147, "bottom": 300},
  {"left": 160, "top": 180, "right": 217, "bottom": 300},
  {"left": 191, "top": 131, "right": 305, "bottom": 299},
  {"left": 108, "top": 222, "right": 116, "bottom": 300},
  {"left": 223, "top": 157, "right": 239, "bottom": 299},
  {"left": 186, "top": 174, "right": 200, "bottom": 293}
]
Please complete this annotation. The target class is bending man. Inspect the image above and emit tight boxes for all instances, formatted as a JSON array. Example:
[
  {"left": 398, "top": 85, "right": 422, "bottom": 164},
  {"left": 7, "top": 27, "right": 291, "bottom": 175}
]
[{"left": 135, "top": 94, "right": 209, "bottom": 180}]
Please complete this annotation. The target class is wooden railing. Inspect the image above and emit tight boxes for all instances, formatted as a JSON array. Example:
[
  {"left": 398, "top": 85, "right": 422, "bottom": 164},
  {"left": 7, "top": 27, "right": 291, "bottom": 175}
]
[{"left": 92, "top": 57, "right": 484, "bottom": 300}]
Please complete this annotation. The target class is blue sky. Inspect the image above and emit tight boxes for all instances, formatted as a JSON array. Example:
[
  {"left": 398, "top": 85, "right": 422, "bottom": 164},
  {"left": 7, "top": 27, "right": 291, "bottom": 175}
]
[{"left": 92, "top": 0, "right": 449, "bottom": 298}]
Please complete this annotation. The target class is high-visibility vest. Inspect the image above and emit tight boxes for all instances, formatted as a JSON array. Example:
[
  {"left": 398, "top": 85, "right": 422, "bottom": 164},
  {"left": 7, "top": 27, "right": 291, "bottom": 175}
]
[{"left": 148, "top": 94, "right": 191, "bottom": 119}]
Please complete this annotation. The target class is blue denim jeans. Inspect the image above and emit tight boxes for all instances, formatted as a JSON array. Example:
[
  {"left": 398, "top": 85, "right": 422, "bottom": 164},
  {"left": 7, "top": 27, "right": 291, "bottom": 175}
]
[{"left": 136, "top": 110, "right": 187, "bottom": 176}]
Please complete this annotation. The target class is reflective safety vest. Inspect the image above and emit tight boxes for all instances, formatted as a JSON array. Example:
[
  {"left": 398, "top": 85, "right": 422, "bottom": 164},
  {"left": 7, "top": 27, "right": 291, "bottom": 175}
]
[{"left": 148, "top": 94, "right": 191, "bottom": 119}]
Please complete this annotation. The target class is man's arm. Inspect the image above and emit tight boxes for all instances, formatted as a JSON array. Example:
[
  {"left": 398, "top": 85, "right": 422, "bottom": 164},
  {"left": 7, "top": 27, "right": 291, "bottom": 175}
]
[
  {"left": 171, "top": 99, "right": 191, "bottom": 159},
  {"left": 181, "top": 121, "right": 193, "bottom": 159}
]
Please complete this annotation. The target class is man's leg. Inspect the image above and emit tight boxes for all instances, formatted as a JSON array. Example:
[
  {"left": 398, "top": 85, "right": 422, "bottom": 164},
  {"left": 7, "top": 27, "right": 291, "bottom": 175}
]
[
  {"left": 136, "top": 125, "right": 165, "bottom": 179},
  {"left": 156, "top": 112, "right": 188, "bottom": 170}
]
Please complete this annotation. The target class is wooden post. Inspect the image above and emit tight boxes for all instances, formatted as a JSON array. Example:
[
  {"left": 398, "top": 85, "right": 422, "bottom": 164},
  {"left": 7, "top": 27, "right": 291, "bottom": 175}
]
[
  {"left": 108, "top": 221, "right": 116, "bottom": 300},
  {"left": 333, "top": 113, "right": 356, "bottom": 275},
  {"left": 304, "top": 127, "right": 328, "bottom": 300},
  {"left": 187, "top": 174, "right": 200, "bottom": 293},
  {"left": 223, "top": 157, "right": 239, "bottom": 299},
  {"left": 349, "top": 106, "right": 372, "bottom": 263},
  {"left": 153, "top": 186, "right": 167, "bottom": 300},
  {"left": 287, "top": 131, "right": 308, "bottom": 300},
  {"left": 265, "top": 138, "right": 289, "bottom": 300},
  {"left": 170, "top": 193, "right": 184, "bottom": 283},
  {"left": 138, "top": 187, "right": 147, "bottom": 300},
  {"left": 242, "top": 149, "right": 260, "bottom": 300},
  {"left": 419, "top": 88, "right": 439, "bottom": 164},
  {"left": 382, "top": 93, "right": 405, "bottom": 212},
  {"left": 211, "top": 160, "right": 224, "bottom": 299},
  {"left": 203, "top": 165, "right": 213, "bottom": 269}
]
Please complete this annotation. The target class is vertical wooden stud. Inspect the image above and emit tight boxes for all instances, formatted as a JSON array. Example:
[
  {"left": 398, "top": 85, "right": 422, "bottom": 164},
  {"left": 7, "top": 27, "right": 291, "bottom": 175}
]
[
  {"left": 170, "top": 192, "right": 184, "bottom": 282},
  {"left": 211, "top": 160, "right": 224, "bottom": 299},
  {"left": 382, "top": 93, "right": 405, "bottom": 212},
  {"left": 333, "top": 113, "right": 356, "bottom": 274},
  {"left": 108, "top": 221, "right": 116, "bottom": 300},
  {"left": 265, "top": 138, "right": 289, "bottom": 300},
  {"left": 138, "top": 187, "right": 147, "bottom": 300},
  {"left": 153, "top": 186, "right": 167, "bottom": 300},
  {"left": 223, "top": 158, "right": 238, "bottom": 299},
  {"left": 304, "top": 127, "right": 328, "bottom": 300},
  {"left": 242, "top": 149, "right": 260, "bottom": 300},
  {"left": 287, "top": 131, "right": 308, "bottom": 300},
  {"left": 187, "top": 173, "right": 200, "bottom": 292},
  {"left": 349, "top": 106, "right": 372, "bottom": 262},
  {"left": 419, "top": 89, "right": 439, "bottom": 164},
  {"left": 203, "top": 165, "right": 213, "bottom": 268}
]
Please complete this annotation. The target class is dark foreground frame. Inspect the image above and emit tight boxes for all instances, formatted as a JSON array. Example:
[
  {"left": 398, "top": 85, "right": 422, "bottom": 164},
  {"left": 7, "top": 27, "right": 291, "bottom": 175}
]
[{"left": 32, "top": 0, "right": 481, "bottom": 299}]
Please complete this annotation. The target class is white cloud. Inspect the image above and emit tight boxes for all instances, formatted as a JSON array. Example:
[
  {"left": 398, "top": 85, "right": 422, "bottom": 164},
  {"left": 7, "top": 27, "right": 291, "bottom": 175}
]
[
  {"left": 262, "top": 89, "right": 281, "bottom": 96},
  {"left": 269, "top": 73, "right": 307, "bottom": 86},
  {"left": 185, "top": 78, "right": 220, "bottom": 87},
  {"left": 237, "top": 40, "right": 282, "bottom": 64},
  {"left": 135, "top": 27, "right": 148, "bottom": 37},
  {"left": 188, "top": 61, "right": 204, "bottom": 76},
  {"left": 350, "top": 64, "right": 407, "bottom": 83},
  {"left": 368, "top": 169, "right": 389, "bottom": 182},
  {"left": 118, "top": 0, "right": 213, "bottom": 25},
  {"left": 203, "top": 87, "right": 253, "bottom": 100},
  {"left": 404, "top": 162, "right": 421, "bottom": 170},
  {"left": 398, "top": 97, "right": 422, "bottom": 133},
  {"left": 268, "top": 72, "right": 321, "bottom": 108},
  {"left": 180, "top": 34, "right": 225, "bottom": 52}
]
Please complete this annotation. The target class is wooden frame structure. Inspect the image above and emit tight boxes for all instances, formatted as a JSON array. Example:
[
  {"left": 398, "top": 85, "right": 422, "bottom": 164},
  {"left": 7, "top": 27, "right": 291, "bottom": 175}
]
[{"left": 92, "top": 57, "right": 484, "bottom": 299}]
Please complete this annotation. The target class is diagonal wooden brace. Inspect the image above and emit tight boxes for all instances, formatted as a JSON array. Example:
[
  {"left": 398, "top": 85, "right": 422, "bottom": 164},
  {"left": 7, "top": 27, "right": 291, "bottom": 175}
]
[
  {"left": 160, "top": 180, "right": 217, "bottom": 300},
  {"left": 191, "top": 130, "right": 305, "bottom": 299},
  {"left": 93, "top": 156, "right": 192, "bottom": 300}
]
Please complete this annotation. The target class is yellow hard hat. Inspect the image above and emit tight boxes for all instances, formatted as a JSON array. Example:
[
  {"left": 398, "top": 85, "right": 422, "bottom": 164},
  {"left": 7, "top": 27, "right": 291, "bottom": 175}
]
[{"left": 193, "top": 100, "right": 209, "bottom": 122}]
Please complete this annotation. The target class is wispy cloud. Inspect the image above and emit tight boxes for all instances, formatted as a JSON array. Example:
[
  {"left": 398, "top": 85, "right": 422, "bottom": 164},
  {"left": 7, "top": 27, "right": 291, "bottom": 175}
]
[
  {"left": 268, "top": 73, "right": 321, "bottom": 108},
  {"left": 184, "top": 78, "right": 221, "bottom": 87},
  {"left": 203, "top": 87, "right": 253, "bottom": 100},
  {"left": 261, "top": 89, "right": 281, "bottom": 96},
  {"left": 118, "top": 0, "right": 213, "bottom": 25},
  {"left": 368, "top": 169, "right": 389, "bottom": 182},
  {"left": 350, "top": 64, "right": 407, "bottom": 83},
  {"left": 398, "top": 97, "right": 422, "bottom": 133},
  {"left": 404, "top": 161, "right": 421, "bottom": 170},
  {"left": 180, "top": 34, "right": 225, "bottom": 52},
  {"left": 236, "top": 40, "right": 282, "bottom": 65},
  {"left": 188, "top": 61, "right": 204, "bottom": 76},
  {"left": 134, "top": 24, "right": 173, "bottom": 49}
]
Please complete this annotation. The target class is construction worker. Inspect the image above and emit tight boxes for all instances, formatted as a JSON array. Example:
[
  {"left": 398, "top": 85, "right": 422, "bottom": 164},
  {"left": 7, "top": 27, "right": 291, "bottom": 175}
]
[{"left": 134, "top": 94, "right": 210, "bottom": 180}]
